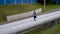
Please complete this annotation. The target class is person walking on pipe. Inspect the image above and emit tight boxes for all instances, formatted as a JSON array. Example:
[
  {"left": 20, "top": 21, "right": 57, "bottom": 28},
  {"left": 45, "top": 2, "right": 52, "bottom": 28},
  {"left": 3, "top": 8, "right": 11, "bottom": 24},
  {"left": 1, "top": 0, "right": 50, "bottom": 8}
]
[{"left": 33, "top": 10, "right": 37, "bottom": 21}]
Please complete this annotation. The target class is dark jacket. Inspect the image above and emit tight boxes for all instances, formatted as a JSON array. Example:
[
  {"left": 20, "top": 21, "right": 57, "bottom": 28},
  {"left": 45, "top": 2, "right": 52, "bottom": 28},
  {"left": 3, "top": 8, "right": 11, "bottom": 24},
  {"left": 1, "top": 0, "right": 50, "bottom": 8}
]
[{"left": 33, "top": 11, "right": 36, "bottom": 17}]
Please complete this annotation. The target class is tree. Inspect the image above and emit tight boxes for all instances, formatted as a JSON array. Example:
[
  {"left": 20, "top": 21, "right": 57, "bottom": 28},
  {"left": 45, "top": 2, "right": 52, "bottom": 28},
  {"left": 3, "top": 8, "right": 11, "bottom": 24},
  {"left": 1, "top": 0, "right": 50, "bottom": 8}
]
[{"left": 37, "top": 0, "right": 53, "bottom": 5}]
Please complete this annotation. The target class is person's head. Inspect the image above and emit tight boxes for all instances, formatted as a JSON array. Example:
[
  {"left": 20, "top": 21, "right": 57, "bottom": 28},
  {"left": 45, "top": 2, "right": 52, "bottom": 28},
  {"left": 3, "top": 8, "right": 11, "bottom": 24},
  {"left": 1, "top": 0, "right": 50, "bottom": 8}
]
[{"left": 34, "top": 9, "right": 35, "bottom": 12}]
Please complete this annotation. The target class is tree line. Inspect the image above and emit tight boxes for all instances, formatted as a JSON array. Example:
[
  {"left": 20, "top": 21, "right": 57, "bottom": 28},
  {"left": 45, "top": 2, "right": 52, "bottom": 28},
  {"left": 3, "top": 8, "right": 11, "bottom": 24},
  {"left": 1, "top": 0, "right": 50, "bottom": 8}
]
[{"left": 37, "top": 0, "right": 53, "bottom": 5}]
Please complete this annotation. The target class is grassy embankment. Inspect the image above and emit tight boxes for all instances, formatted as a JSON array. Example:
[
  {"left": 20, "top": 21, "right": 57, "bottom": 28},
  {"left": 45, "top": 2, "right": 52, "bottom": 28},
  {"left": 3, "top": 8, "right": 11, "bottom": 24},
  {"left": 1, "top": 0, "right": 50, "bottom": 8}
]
[{"left": 0, "top": 4, "right": 60, "bottom": 22}]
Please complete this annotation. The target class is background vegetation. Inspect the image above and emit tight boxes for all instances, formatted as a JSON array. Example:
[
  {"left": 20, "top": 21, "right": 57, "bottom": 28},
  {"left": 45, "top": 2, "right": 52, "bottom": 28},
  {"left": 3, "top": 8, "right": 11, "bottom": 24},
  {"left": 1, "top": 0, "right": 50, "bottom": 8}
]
[{"left": 0, "top": 4, "right": 60, "bottom": 22}]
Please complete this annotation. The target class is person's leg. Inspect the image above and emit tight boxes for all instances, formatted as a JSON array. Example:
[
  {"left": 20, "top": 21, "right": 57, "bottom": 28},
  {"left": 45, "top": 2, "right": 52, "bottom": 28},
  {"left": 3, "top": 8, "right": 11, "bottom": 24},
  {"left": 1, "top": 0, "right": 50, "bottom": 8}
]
[
  {"left": 34, "top": 16, "right": 36, "bottom": 21},
  {"left": 34, "top": 18, "right": 36, "bottom": 21}
]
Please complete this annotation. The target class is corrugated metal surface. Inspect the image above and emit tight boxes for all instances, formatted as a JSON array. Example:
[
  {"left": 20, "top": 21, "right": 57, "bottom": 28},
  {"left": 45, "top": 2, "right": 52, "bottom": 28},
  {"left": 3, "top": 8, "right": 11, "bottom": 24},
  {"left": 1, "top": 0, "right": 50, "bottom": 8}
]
[
  {"left": 16, "top": 0, "right": 22, "bottom": 4},
  {"left": 57, "top": 0, "right": 60, "bottom": 4},
  {"left": 28, "top": 0, "right": 31, "bottom": 4},
  {"left": 0, "top": 0, "right": 4, "bottom": 5},
  {"left": 32, "top": 0, "right": 37, "bottom": 4},
  {"left": 6, "top": 0, "right": 15, "bottom": 4},
  {"left": 52, "top": 0, "right": 60, "bottom": 4},
  {"left": 23, "top": 0, "right": 27, "bottom": 4},
  {"left": 0, "top": 0, "right": 37, "bottom": 5}
]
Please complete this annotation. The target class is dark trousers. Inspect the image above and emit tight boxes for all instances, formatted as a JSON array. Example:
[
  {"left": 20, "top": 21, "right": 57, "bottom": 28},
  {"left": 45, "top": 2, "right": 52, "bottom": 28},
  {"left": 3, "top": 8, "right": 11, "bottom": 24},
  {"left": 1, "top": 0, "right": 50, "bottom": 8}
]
[{"left": 34, "top": 16, "right": 36, "bottom": 21}]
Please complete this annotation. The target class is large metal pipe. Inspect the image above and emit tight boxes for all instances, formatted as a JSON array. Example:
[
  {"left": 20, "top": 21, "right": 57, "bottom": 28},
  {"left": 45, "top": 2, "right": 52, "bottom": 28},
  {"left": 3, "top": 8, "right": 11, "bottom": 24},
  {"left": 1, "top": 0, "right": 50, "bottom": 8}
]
[
  {"left": 0, "top": 11, "right": 59, "bottom": 30},
  {"left": 0, "top": 11, "right": 60, "bottom": 34}
]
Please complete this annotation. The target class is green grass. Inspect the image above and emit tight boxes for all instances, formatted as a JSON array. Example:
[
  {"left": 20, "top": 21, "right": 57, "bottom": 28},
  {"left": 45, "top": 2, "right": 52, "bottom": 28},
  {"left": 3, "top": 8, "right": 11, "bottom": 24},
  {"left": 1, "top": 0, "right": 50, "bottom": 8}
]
[
  {"left": 39, "top": 24, "right": 60, "bottom": 34},
  {"left": 0, "top": 4, "right": 60, "bottom": 22},
  {"left": 45, "top": 4, "right": 60, "bottom": 11},
  {"left": 0, "top": 4, "right": 41, "bottom": 22},
  {"left": 18, "top": 24, "right": 60, "bottom": 34},
  {"left": 20, "top": 19, "right": 60, "bottom": 34},
  {"left": 24, "top": 24, "right": 60, "bottom": 34}
]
